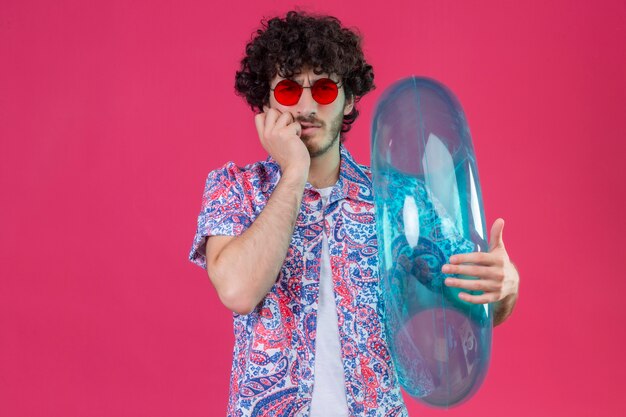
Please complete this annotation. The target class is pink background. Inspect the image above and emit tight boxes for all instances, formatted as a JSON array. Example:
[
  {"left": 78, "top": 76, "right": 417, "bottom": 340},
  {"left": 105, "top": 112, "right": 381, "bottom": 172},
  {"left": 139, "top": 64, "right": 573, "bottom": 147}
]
[{"left": 2, "top": 0, "right": 625, "bottom": 416}]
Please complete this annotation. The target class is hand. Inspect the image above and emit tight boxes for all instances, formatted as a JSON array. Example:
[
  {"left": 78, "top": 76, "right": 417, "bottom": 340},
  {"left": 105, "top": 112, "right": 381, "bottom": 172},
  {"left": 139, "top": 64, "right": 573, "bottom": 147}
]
[
  {"left": 442, "top": 218, "right": 520, "bottom": 305},
  {"left": 254, "top": 107, "right": 310, "bottom": 178}
]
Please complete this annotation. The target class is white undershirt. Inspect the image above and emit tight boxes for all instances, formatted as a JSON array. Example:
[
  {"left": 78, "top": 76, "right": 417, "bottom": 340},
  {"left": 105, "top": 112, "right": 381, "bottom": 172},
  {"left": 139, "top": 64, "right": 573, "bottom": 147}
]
[{"left": 309, "top": 186, "right": 350, "bottom": 417}]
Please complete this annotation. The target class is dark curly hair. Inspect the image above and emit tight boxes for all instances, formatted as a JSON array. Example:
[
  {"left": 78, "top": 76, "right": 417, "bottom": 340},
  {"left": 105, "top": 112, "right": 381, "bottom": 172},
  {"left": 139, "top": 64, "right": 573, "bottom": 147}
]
[{"left": 235, "top": 10, "right": 375, "bottom": 138}]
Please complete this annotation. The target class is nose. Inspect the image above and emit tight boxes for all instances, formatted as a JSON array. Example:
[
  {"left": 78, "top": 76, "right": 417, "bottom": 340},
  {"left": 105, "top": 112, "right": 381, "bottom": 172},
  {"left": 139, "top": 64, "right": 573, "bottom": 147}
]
[{"left": 294, "top": 84, "right": 318, "bottom": 117}]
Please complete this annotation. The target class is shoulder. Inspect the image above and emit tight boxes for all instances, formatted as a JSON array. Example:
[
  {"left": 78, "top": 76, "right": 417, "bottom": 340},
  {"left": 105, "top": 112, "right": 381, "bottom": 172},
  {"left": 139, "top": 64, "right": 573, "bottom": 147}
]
[{"left": 205, "top": 158, "right": 281, "bottom": 196}]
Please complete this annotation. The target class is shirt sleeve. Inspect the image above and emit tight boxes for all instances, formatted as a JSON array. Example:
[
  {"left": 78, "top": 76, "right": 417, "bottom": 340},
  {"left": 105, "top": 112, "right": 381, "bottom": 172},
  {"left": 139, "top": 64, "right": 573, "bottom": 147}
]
[{"left": 188, "top": 162, "right": 253, "bottom": 270}]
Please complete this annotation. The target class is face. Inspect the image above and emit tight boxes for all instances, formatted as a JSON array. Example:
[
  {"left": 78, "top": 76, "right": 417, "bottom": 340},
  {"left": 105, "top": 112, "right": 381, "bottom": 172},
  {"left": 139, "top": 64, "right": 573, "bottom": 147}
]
[{"left": 268, "top": 67, "right": 354, "bottom": 158}]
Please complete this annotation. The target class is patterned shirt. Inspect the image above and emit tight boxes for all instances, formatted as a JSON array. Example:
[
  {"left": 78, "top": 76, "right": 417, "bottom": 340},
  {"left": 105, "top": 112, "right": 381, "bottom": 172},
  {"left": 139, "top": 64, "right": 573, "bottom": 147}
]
[{"left": 189, "top": 143, "right": 408, "bottom": 417}]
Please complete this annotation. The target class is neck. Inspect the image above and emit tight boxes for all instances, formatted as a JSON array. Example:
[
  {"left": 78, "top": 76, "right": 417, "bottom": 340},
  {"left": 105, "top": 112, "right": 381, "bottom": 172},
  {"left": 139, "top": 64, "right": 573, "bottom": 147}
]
[{"left": 307, "top": 140, "right": 341, "bottom": 189}]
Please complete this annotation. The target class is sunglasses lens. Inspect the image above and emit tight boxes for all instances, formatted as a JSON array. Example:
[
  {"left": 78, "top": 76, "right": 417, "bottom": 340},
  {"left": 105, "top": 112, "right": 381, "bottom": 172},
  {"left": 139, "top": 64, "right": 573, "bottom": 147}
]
[
  {"left": 273, "top": 78, "right": 339, "bottom": 105},
  {"left": 274, "top": 80, "right": 301, "bottom": 106},
  {"left": 312, "top": 78, "right": 339, "bottom": 104}
]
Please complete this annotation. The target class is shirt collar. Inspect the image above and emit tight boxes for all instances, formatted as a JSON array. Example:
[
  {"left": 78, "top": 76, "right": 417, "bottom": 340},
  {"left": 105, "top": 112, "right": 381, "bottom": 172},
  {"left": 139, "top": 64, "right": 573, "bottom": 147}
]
[
  {"left": 265, "top": 142, "right": 373, "bottom": 205},
  {"left": 333, "top": 141, "right": 373, "bottom": 204}
]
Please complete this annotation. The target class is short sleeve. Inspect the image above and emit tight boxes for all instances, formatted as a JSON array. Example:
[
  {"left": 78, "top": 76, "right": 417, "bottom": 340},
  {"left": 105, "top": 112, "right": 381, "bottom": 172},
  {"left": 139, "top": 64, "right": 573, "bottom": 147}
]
[{"left": 188, "top": 162, "right": 253, "bottom": 270}]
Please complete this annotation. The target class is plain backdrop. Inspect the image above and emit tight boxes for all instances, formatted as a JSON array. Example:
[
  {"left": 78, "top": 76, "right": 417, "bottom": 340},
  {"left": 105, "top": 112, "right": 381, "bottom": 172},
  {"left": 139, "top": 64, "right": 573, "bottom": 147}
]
[{"left": 1, "top": 0, "right": 625, "bottom": 416}]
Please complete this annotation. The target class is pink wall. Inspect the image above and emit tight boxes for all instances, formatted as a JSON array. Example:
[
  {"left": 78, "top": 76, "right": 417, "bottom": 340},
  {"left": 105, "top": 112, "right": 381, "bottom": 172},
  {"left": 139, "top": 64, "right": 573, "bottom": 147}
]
[{"left": 2, "top": 0, "right": 625, "bottom": 415}]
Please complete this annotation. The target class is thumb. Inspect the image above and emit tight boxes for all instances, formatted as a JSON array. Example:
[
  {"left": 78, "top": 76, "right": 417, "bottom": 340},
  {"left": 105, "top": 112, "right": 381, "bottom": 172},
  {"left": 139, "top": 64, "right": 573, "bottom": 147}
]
[{"left": 489, "top": 218, "right": 505, "bottom": 252}]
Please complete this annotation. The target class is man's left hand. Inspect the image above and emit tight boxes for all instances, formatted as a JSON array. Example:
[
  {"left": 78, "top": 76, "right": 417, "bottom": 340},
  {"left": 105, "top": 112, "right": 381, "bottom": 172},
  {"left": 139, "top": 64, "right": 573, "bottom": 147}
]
[{"left": 442, "top": 218, "right": 519, "bottom": 307}]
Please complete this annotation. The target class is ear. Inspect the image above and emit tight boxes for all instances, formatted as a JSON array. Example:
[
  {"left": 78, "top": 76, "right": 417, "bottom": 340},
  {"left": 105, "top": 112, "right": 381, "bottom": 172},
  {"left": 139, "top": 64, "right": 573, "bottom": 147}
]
[{"left": 343, "top": 94, "right": 355, "bottom": 116}]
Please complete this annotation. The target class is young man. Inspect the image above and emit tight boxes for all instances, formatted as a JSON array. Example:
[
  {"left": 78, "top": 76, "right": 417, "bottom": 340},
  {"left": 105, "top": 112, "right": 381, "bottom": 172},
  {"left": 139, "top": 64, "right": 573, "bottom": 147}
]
[{"left": 189, "top": 11, "right": 519, "bottom": 417}]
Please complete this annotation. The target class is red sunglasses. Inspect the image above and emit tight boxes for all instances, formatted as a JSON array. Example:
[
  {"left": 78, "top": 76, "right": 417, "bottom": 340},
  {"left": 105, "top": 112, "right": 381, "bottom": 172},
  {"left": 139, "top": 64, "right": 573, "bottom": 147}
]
[{"left": 270, "top": 78, "right": 342, "bottom": 106}]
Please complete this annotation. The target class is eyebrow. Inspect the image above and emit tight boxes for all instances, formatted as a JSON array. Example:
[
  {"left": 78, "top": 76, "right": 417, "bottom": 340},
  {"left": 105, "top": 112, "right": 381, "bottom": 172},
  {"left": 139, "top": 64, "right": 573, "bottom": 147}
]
[{"left": 285, "top": 75, "right": 334, "bottom": 85}]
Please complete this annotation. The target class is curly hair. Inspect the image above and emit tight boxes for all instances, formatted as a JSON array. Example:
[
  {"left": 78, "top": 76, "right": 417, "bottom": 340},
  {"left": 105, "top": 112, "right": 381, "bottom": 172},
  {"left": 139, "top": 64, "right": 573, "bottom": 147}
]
[{"left": 235, "top": 10, "right": 375, "bottom": 137}]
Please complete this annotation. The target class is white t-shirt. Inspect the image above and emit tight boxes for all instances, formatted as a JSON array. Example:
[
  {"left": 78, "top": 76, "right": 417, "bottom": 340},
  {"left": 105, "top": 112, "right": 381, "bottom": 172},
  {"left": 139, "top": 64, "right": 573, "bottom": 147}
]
[{"left": 309, "top": 186, "right": 350, "bottom": 417}]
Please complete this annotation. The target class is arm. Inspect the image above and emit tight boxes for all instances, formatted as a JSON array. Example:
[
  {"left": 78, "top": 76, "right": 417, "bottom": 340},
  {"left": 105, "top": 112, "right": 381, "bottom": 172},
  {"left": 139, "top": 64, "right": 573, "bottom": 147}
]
[
  {"left": 206, "top": 169, "right": 306, "bottom": 315},
  {"left": 493, "top": 290, "right": 518, "bottom": 326},
  {"left": 206, "top": 108, "right": 310, "bottom": 315}
]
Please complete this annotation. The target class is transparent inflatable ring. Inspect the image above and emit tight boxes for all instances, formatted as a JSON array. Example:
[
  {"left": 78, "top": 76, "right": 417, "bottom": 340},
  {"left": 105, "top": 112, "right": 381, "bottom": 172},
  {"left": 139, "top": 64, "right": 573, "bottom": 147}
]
[{"left": 371, "top": 76, "right": 492, "bottom": 408}]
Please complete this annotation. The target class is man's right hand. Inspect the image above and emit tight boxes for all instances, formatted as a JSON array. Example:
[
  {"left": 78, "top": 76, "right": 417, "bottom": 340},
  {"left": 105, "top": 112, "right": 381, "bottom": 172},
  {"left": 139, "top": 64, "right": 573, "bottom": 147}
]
[{"left": 254, "top": 108, "right": 310, "bottom": 179}]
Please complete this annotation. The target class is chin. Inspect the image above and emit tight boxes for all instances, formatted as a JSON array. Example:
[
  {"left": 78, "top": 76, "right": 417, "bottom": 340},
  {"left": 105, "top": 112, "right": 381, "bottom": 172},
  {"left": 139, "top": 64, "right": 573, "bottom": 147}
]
[{"left": 306, "top": 134, "right": 339, "bottom": 158}]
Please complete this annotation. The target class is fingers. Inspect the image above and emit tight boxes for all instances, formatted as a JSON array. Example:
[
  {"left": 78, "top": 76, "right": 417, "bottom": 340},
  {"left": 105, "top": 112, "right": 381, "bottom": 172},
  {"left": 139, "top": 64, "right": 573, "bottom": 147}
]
[
  {"left": 258, "top": 108, "right": 299, "bottom": 139},
  {"left": 254, "top": 112, "right": 266, "bottom": 143},
  {"left": 449, "top": 252, "right": 499, "bottom": 266},
  {"left": 489, "top": 218, "right": 505, "bottom": 251},
  {"left": 292, "top": 120, "right": 301, "bottom": 137},
  {"left": 274, "top": 111, "right": 294, "bottom": 130},
  {"left": 264, "top": 108, "right": 281, "bottom": 138},
  {"left": 443, "top": 257, "right": 505, "bottom": 305},
  {"left": 441, "top": 263, "right": 502, "bottom": 280},
  {"left": 272, "top": 110, "right": 300, "bottom": 138},
  {"left": 456, "top": 292, "right": 499, "bottom": 304},
  {"left": 445, "top": 276, "right": 502, "bottom": 304},
  {"left": 444, "top": 276, "right": 501, "bottom": 293}
]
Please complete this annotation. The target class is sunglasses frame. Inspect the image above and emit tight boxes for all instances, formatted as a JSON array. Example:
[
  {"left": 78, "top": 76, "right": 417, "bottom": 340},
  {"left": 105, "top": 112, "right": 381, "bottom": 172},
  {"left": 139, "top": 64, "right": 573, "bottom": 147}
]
[{"left": 270, "top": 77, "right": 343, "bottom": 106}]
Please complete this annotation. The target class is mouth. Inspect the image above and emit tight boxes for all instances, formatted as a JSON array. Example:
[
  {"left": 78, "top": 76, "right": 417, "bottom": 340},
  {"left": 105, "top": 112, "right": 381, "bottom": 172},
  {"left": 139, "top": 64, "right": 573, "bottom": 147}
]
[{"left": 300, "top": 123, "right": 322, "bottom": 135}]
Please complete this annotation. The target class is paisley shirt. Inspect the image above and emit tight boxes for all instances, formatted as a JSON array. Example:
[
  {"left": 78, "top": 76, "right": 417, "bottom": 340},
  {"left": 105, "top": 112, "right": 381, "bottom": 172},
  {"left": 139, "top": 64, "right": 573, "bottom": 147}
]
[{"left": 189, "top": 143, "right": 408, "bottom": 417}]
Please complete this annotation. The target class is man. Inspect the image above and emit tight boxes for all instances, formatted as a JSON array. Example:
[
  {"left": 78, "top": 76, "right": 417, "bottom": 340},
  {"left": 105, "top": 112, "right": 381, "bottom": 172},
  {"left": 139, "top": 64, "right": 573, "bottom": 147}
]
[{"left": 189, "top": 10, "right": 519, "bottom": 417}]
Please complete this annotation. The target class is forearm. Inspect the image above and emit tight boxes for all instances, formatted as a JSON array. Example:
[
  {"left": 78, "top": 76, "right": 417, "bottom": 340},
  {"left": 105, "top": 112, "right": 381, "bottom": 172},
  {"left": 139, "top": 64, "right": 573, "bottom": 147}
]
[
  {"left": 493, "top": 291, "right": 518, "bottom": 326},
  {"left": 212, "top": 170, "right": 307, "bottom": 313}
]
